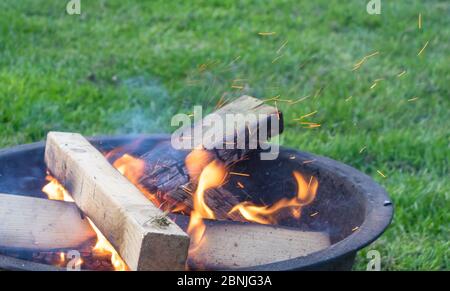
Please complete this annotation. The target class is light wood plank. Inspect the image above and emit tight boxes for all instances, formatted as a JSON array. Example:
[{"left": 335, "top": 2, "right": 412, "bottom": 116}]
[
  {"left": 45, "top": 132, "right": 190, "bottom": 271},
  {"left": 0, "top": 193, "right": 96, "bottom": 250}
]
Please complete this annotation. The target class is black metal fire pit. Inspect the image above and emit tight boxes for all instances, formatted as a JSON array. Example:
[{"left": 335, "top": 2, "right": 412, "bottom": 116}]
[{"left": 0, "top": 134, "right": 393, "bottom": 271}]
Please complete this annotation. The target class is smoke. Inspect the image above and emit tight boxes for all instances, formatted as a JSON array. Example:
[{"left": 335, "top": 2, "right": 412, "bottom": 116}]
[{"left": 113, "top": 76, "right": 175, "bottom": 134}]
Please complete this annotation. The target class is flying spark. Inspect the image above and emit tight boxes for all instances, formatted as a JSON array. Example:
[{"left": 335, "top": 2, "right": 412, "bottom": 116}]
[
  {"left": 418, "top": 41, "right": 429, "bottom": 56},
  {"left": 258, "top": 32, "right": 276, "bottom": 36},
  {"left": 277, "top": 40, "right": 288, "bottom": 54},
  {"left": 376, "top": 170, "right": 387, "bottom": 178},
  {"left": 298, "top": 110, "right": 318, "bottom": 120},
  {"left": 230, "top": 172, "right": 250, "bottom": 177},
  {"left": 352, "top": 51, "right": 379, "bottom": 71},
  {"left": 272, "top": 54, "right": 284, "bottom": 63},
  {"left": 418, "top": 13, "right": 422, "bottom": 30},
  {"left": 397, "top": 70, "right": 407, "bottom": 77}
]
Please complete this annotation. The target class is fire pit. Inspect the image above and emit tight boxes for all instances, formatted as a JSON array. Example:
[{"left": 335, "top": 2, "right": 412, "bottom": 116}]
[{"left": 0, "top": 134, "right": 393, "bottom": 271}]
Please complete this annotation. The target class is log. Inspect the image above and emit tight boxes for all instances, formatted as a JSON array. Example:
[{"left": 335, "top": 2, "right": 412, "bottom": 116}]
[
  {"left": 190, "top": 223, "right": 330, "bottom": 270},
  {"left": 45, "top": 132, "right": 190, "bottom": 271},
  {"left": 0, "top": 193, "right": 96, "bottom": 250},
  {"left": 170, "top": 215, "right": 330, "bottom": 270},
  {"left": 137, "top": 96, "right": 283, "bottom": 218}
]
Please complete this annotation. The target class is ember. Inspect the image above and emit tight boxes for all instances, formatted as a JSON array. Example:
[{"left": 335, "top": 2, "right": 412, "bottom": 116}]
[{"left": 42, "top": 176, "right": 128, "bottom": 271}]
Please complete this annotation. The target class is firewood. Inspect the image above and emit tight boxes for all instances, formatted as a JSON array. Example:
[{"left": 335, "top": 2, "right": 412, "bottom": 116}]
[
  {"left": 170, "top": 215, "right": 330, "bottom": 270},
  {"left": 45, "top": 132, "right": 190, "bottom": 271},
  {"left": 189, "top": 222, "right": 330, "bottom": 270},
  {"left": 138, "top": 96, "right": 283, "bottom": 218},
  {"left": 0, "top": 193, "right": 96, "bottom": 250}
]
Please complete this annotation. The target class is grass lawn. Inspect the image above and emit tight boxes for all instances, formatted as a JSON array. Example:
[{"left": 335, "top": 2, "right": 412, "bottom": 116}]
[{"left": 0, "top": 0, "right": 448, "bottom": 270}]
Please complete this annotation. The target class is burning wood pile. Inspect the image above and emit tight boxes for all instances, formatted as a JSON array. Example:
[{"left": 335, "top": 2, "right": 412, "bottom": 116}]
[{"left": 0, "top": 96, "right": 331, "bottom": 271}]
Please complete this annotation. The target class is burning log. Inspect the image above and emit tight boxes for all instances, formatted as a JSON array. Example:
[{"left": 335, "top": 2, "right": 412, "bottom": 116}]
[
  {"left": 137, "top": 96, "right": 283, "bottom": 218},
  {"left": 44, "top": 132, "right": 190, "bottom": 271},
  {"left": 0, "top": 193, "right": 96, "bottom": 250},
  {"left": 184, "top": 219, "right": 330, "bottom": 270}
]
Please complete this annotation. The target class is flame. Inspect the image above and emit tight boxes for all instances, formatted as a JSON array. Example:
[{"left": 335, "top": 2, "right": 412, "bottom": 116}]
[
  {"left": 113, "top": 154, "right": 145, "bottom": 185},
  {"left": 187, "top": 160, "right": 227, "bottom": 253},
  {"left": 229, "top": 171, "right": 318, "bottom": 224},
  {"left": 185, "top": 149, "right": 213, "bottom": 182},
  {"left": 42, "top": 175, "right": 74, "bottom": 202},
  {"left": 112, "top": 154, "right": 161, "bottom": 207},
  {"left": 42, "top": 175, "right": 128, "bottom": 271},
  {"left": 87, "top": 217, "right": 128, "bottom": 271}
]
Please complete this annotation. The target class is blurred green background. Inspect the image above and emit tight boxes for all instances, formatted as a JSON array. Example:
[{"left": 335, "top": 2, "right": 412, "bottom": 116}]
[{"left": 0, "top": 0, "right": 448, "bottom": 270}]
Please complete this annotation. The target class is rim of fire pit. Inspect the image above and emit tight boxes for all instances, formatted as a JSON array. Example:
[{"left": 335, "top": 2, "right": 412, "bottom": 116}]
[{"left": 0, "top": 134, "right": 393, "bottom": 271}]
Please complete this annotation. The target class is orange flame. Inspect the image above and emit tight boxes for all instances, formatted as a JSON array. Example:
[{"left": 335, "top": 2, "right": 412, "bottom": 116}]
[
  {"left": 42, "top": 175, "right": 128, "bottom": 271},
  {"left": 112, "top": 154, "right": 162, "bottom": 207},
  {"left": 187, "top": 160, "right": 227, "bottom": 253},
  {"left": 42, "top": 175, "right": 74, "bottom": 202},
  {"left": 229, "top": 171, "right": 318, "bottom": 224},
  {"left": 113, "top": 154, "right": 145, "bottom": 185}
]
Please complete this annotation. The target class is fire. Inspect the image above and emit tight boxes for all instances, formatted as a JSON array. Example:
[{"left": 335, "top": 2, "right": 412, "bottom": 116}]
[
  {"left": 42, "top": 175, "right": 74, "bottom": 202},
  {"left": 228, "top": 171, "right": 318, "bottom": 224},
  {"left": 112, "top": 154, "right": 161, "bottom": 207},
  {"left": 187, "top": 160, "right": 227, "bottom": 253},
  {"left": 87, "top": 218, "right": 128, "bottom": 271},
  {"left": 42, "top": 175, "right": 128, "bottom": 271},
  {"left": 113, "top": 154, "right": 145, "bottom": 185}
]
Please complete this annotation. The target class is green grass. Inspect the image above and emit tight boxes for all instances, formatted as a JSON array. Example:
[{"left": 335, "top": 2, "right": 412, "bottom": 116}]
[{"left": 0, "top": 0, "right": 448, "bottom": 270}]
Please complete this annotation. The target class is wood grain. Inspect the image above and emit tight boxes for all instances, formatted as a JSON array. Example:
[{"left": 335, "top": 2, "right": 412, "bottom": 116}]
[
  {"left": 0, "top": 193, "right": 96, "bottom": 250},
  {"left": 45, "top": 132, "right": 190, "bottom": 270}
]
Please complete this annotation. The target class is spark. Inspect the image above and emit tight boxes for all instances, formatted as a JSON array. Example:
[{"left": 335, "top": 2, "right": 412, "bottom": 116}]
[
  {"left": 293, "top": 110, "right": 318, "bottom": 120},
  {"left": 275, "top": 101, "right": 280, "bottom": 120},
  {"left": 237, "top": 182, "right": 245, "bottom": 189},
  {"left": 302, "top": 122, "right": 321, "bottom": 129},
  {"left": 397, "top": 70, "right": 407, "bottom": 77},
  {"left": 302, "top": 159, "right": 316, "bottom": 164},
  {"left": 418, "top": 13, "right": 422, "bottom": 30},
  {"left": 229, "top": 55, "right": 241, "bottom": 66},
  {"left": 263, "top": 95, "right": 280, "bottom": 102},
  {"left": 215, "top": 93, "right": 227, "bottom": 109},
  {"left": 272, "top": 54, "right": 284, "bottom": 63},
  {"left": 231, "top": 85, "right": 244, "bottom": 89},
  {"left": 258, "top": 32, "right": 276, "bottom": 36},
  {"left": 352, "top": 51, "right": 379, "bottom": 71},
  {"left": 359, "top": 146, "right": 367, "bottom": 154},
  {"left": 376, "top": 170, "right": 387, "bottom": 178},
  {"left": 345, "top": 96, "right": 353, "bottom": 102},
  {"left": 352, "top": 226, "right": 360, "bottom": 232},
  {"left": 289, "top": 156, "right": 296, "bottom": 160},
  {"left": 229, "top": 172, "right": 250, "bottom": 177},
  {"left": 313, "top": 87, "right": 323, "bottom": 98},
  {"left": 310, "top": 212, "right": 319, "bottom": 217},
  {"left": 370, "top": 83, "right": 378, "bottom": 89},
  {"left": 408, "top": 97, "right": 419, "bottom": 102},
  {"left": 277, "top": 40, "right": 288, "bottom": 54},
  {"left": 232, "top": 78, "right": 248, "bottom": 82},
  {"left": 289, "top": 95, "right": 310, "bottom": 104},
  {"left": 418, "top": 41, "right": 429, "bottom": 56}
]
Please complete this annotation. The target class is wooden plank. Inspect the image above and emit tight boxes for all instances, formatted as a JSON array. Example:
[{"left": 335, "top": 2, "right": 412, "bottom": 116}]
[
  {"left": 45, "top": 132, "right": 190, "bottom": 271},
  {"left": 169, "top": 215, "right": 331, "bottom": 270},
  {"left": 0, "top": 193, "right": 96, "bottom": 250},
  {"left": 188, "top": 221, "right": 330, "bottom": 270},
  {"left": 138, "top": 96, "right": 283, "bottom": 218}
]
